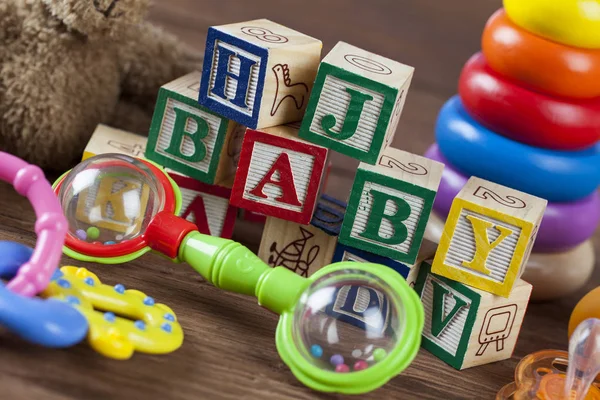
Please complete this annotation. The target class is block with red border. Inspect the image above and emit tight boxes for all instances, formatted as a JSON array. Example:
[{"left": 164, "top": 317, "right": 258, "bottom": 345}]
[
  {"left": 230, "top": 124, "right": 328, "bottom": 224},
  {"left": 168, "top": 172, "right": 237, "bottom": 238}
]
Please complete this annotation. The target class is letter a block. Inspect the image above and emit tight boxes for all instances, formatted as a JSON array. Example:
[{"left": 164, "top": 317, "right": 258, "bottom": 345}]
[
  {"left": 299, "top": 41, "right": 414, "bottom": 164},
  {"left": 146, "top": 72, "right": 244, "bottom": 187},
  {"left": 230, "top": 124, "right": 328, "bottom": 224},
  {"left": 339, "top": 147, "right": 444, "bottom": 264},
  {"left": 432, "top": 177, "right": 547, "bottom": 297},
  {"left": 414, "top": 261, "right": 532, "bottom": 370},
  {"left": 199, "top": 19, "right": 322, "bottom": 129}
]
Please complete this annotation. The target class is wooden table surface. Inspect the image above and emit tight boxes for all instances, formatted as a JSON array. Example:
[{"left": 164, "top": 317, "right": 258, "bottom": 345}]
[{"left": 1, "top": 0, "right": 598, "bottom": 399}]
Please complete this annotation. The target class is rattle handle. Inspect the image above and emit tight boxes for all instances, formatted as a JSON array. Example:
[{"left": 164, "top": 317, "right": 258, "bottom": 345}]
[{"left": 180, "top": 232, "right": 307, "bottom": 314}]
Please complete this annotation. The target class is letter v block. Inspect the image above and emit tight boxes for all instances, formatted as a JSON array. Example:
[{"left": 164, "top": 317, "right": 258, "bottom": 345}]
[
  {"left": 146, "top": 72, "right": 244, "bottom": 188},
  {"left": 199, "top": 19, "right": 322, "bottom": 129},
  {"left": 299, "top": 41, "right": 414, "bottom": 164},
  {"left": 432, "top": 177, "right": 547, "bottom": 297},
  {"left": 230, "top": 124, "right": 328, "bottom": 224},
  {"left": 414, "top": 261, "right": 532, "bottom": 370},
  {"left": 339, "top": 147, "right": 444, "bottom": 264}
]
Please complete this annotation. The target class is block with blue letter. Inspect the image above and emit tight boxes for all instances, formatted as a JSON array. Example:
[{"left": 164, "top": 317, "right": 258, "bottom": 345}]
[{"left": 199, "top": 19, "right": 322, "bottom": 129}]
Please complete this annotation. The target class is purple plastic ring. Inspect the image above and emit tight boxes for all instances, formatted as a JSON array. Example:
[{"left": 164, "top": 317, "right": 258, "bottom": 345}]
[
  {"left": 425, "top": 143, "right": 600, "bottom": 253},
  {"left": 0, "top": 152, "right": 67, "bottom": 296}
]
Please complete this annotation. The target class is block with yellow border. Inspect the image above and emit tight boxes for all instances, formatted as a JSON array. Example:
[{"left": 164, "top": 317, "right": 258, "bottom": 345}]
[{"left": 431, "top": 177, "right": 547, "bottom": 297}]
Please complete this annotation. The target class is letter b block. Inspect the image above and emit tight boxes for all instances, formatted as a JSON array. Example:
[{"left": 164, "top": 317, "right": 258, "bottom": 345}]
[
  {"left": 299, "top": 41, "right": 414, "bottom": 164},
  {"left": 199, "top": 19, "right": 322, "bottom": 129},
  {"left": 432, "top": 177, "right": 548, "bottom": 297},
  {"left": 339, "top": 147, "right": 444, "bottom": 264}
]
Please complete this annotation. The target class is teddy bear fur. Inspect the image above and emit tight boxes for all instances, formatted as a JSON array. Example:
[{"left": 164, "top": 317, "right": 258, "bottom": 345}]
[{"left": 0, "top": 0, "right": 199, "bottom": 170}]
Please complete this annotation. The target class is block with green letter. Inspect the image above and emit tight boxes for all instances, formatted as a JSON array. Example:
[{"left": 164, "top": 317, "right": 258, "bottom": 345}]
[
  {"left": 298, "top": 41, "right": 414, "bottom": 164},
  {"left": 414, "top": 261, "right": 533, "bottom": 370},
  {"left": 339, "top": 147, "right": 443, "bottom": 264},
  {"left": 146, "top": 72, "right": 245, "bottom": 188}
]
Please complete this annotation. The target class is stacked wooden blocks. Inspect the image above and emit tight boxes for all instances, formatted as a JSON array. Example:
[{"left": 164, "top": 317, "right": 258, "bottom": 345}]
[{"left": 82, "top": 17, "right": 550, "bottom": 371}]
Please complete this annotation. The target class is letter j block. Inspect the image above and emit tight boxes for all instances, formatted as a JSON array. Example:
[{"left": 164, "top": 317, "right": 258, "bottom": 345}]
[
  {"left": 432, "top": 177, "right": 548, "bottom": 297},
  {"left": 339, "top": 147, "right": 444, "bottom": 264},
  {"left": 299, "top": 41, "right": 414, "bottom": 164}
]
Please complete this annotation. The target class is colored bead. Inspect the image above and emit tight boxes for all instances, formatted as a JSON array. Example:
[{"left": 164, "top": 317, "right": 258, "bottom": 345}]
[
  {"left": 84, "top": 277, "right": 95, "bottom": 286},
  {"left": 91, "top": 241, "right": 102, "bottom": 245},
  {"left": 75, "top": 229, "right": 87, "bottom": 240},
  {"left": 335, "top": 364, "right": 350, "bottom": 373},
  {"left": 115, "top": 235, "right": 124, "bottom": 241},
  {"left": 373, "top": 348, "right": 387, "bottom": 362},
  {"left": 114, "top": 284, "right": 125, "bottom": 294},
  {"left": 143, "top": 297, "right": 155, "bottom": 306},
  {"left": 425, "top": 144, "right": 600, "bottom": 252},
  {"left": 86, "top": 227, "right": 100, "bottom": 240},
  {"left": 330, "top": 354, "right": 344, "bottom": 366},
  {"left": 351, "top": 349, "right": 362, "bottom": 358},
  {"left": 104, "top": 312, "right": 116, "bottom": 323},
  {"left": 66, "top": 296, "right": 80, "bottom": 305},
  {"left": 459, "top": 53, "right": 600, "bottom": 150},
  {"left": 104, "top": 241, "right": 116, "bottom": 245},
  {"left": 161, "top": 323, "right": 172, "bottom": 333},
  {"left": 504, "top": 0, "right": 600, "bottom": 49},
  {"left": 164, "top": 313, "right": 175, "bottom": 322},
  {"left": 134, "top": 320, "right": 146, "bottom": 331},
  {"left": 482, "top": 10, "right": 600, "bottom": 99},
  {"left": 310, "top": 344, "right": 323, "bottom": 358},
  {"left": 435, "top": 96, "right": 600, "bottom": 203},
  {"left": 569, "top": 286, "right": 600, "bottom": 338},
  {"left": 353, "top": 360, "right": 369, "bottom": 371},
  {"left": 57, "top": 279, "right": 71, "bottom": 289}
]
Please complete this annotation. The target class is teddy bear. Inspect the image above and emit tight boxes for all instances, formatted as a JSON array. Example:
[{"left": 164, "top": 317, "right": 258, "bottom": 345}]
[{"left": 0, "top": 0, "right": 200, "bottom": 170}]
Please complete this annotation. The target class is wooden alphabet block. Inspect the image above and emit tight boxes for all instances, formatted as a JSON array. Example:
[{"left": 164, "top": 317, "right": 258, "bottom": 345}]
[
  {"left": 146, "top": 72, "right": 245, "bottom": 188},
  {"left": 414, "top": 261, "right": 533, "bottom": 370},
  {"left": 310, "top": 194, "right": 347, "bottom": 235},
  {"left": 333, "top": 238, "right": 437, "bottom": 288},
  {"left": 230, "top": 124, "right": 328, "bottom": 224},
  {"left": 432, "top": 177, "right": 547, "bottom": 297},
  {"left": 299, "top": 41, "right": 414, "bottom": 164},
  {"left": 82, "top": 125, "right": 148, "bottom": 161},
  {"left": 339, "top": 147, "right": 444, "bottom": 265},
  {"left": 168, "top": 172, "right": 237, "bottom": 238},
  {"left": 198, "top": 19, "right": 322, "bottom": 129}
]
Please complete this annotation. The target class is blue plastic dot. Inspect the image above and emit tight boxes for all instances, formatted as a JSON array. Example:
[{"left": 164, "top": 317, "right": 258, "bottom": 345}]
[
  {"left": 75, "top": 229, "right": 87, "bottom": 240},
  {"left": 104, "top": 312, "right": 116, "bottom": 323},
  {"left": 164, "top": 313, "right": 175, "bottom": 322},
  {"left": 57, "top": 279, "right": 71, "bottom": 289},
  {"left": 134, "top": 320, "right": 146, "bottom": 331},
  {"left": 310, "top": 344, "right": 323, "bottom": 358},
  {"left": 143, "top": 297, "right": 155, "bottom": 306},
  {"left": 114, "top": 284, "right": 125, "bottom": 294},
  {"left": 51, "top": 270, "right": 64, "bottom": 281},
  {"left": 84, "top": 277, "right": 95, "bottom": 286},
  {"left": 66, "top": 296, "right": 80, "bottom": 305},
  {"left": 161, "top": 323, "right": 172, "bottom": 333},
  {"left": 105, "top": 241, "right": 116, "bottom": 245}
]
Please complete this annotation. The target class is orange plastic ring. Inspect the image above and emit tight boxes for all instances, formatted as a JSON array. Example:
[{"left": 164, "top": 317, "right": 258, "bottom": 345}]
[{"left": 482, "top": 9, "right": 600, "bottom": 99}]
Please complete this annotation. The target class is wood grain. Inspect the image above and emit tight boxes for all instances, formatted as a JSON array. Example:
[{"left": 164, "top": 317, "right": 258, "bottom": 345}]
[{"left": 1, "top": 1, "right": 598, "bottom": 399}]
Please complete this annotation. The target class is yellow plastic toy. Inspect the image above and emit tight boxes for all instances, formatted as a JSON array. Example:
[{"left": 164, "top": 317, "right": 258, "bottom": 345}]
[
  {"left": 569, "top": 286, "right": 600, "bottom": 338},
  {"left": 43, "top": 266, "right": 183, "bottom": 360},
  {"left": 503, "top": 0, "right": 600, "bottom": 49}
]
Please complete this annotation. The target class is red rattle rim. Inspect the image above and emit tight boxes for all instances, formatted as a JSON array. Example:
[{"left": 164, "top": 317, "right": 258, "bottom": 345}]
[
  {"left": 0, "top": 152, "right": 68, "bottom": 297},
  {"left": 53, "top": 157, "right": 177, "bottom": 258}
]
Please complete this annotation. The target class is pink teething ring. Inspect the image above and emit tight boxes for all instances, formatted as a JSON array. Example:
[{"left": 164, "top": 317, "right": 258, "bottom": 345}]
[{"left": 0, "top": 152, "right": 67, "bottom": 296}]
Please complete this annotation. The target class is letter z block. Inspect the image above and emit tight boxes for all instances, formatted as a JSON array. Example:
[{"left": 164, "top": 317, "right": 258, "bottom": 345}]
[
  {"left": 415, "top": 261, "right": 533, "bottom": 370},
  {"left": 146, "top": 72, "right": 244, "bottom": 187},
  {"left": 299, "top": 41, "right": 414, "bottom": 164},
  {"left": 339, "top": 147, "right": 443, "bottom": 264},
  {"left": 230, "top": 124, "right": 328, "bottom": 224},
  {"left": 432, "top": 177, "right": 547, "bottom": 297},
  {"left": 199, "top": 19, "right": 322, "bottom": 129}
]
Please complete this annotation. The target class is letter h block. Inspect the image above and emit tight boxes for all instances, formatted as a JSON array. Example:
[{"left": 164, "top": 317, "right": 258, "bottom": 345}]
[
  {"left": 230, "top": 124, "right": 328, "bottom": 225},
  {"left": 339, "top": 147, "right": 444, "bottom": 264},
  {"left": 199, "top": 19, "right": 322, "bottom": 129},
  {"left": 145, "top": 72, "right": 244, "bottom": 188},
  {"left": 299, "top": 41, "right": 414, "bottom": 164},
  {"left": 432, "top": 177, "right": 547, "bottom": 297}
]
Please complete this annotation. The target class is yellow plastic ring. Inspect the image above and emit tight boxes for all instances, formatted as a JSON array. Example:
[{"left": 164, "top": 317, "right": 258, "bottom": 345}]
[{"left": 503, "top": 0, "right": 600, "bottom": 49}]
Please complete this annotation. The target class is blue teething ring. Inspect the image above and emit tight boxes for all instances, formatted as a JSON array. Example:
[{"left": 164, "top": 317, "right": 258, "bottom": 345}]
[{"left": 436, "top": 96, "right": 600, "bottom": 202}]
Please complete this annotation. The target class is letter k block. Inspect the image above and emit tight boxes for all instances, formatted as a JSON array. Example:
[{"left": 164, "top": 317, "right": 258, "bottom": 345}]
[
  {"left": 299, "top": 41, "right": 414, "bottom": 164},
  {"left": 339, "top": 148, "right": 444, "bottom": 264},
  {"left": 432, "top": 177, "right": 548, "bottom": 297}
]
